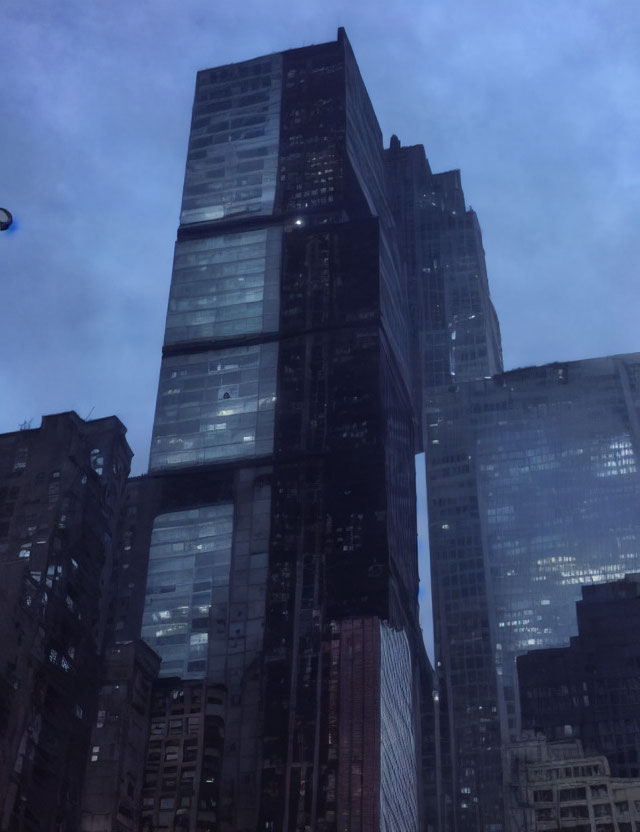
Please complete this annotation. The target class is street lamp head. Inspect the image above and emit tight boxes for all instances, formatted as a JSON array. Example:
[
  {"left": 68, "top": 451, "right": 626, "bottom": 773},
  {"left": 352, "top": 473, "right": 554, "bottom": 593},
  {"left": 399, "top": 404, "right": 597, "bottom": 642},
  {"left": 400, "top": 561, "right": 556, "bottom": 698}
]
[{"left": 0, "top": 208, "right": 13, "bottom": 231}]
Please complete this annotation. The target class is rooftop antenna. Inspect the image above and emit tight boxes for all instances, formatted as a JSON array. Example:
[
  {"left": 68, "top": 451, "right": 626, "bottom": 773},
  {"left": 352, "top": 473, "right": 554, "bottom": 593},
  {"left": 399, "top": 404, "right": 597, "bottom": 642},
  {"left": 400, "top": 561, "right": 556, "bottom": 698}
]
[
  {"left": 85, "top": 407, "right": 95, "bottom": 421},
  {"left": 19, "top": 419, "right": 32, "bottom": 431}
]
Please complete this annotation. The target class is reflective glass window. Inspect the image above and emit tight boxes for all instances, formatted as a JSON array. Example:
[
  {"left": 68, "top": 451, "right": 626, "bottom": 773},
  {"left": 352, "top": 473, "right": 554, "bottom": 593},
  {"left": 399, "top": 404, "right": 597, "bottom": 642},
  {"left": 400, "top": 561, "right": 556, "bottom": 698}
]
[
  {"left": 142, "top": 504, "right": 233, "bottom": 679},
  {"left": 164, "top": 227, "right": 281, "bottom": 345},
  {"left": 180, "top": 55, "right": 282, "bottom": 224},
  {"left": 150, "top": 343, "right": 277, "bottom": 471},
  {"left": 380, "top": 623, "right": 419, "bottom": 831}
]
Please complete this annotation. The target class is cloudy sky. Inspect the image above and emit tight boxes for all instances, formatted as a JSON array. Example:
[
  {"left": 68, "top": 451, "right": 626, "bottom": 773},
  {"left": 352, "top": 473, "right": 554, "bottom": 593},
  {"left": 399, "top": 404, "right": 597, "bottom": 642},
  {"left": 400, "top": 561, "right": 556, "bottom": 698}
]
[{"left": 2, "top": 0, "right": 639, "bottom": 653}]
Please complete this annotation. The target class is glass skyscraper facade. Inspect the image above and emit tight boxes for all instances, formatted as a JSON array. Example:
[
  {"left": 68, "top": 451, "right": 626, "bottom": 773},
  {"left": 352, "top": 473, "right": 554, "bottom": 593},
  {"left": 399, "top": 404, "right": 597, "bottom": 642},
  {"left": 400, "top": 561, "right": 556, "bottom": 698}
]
[
  {"left": 135, "top": 29, "right": 434, "bottom": 831},
  {"left": 384, "top": 137, "right": 503, "bottom": 437},
  {"left": 385, "top": 135, "right": 506, "bottom": 832},
  {"left": 142, "top": 504, "right": 234, "bottom": 679},
  {"left": 425, "top": 354, "right": 640, "bottom": 832}
]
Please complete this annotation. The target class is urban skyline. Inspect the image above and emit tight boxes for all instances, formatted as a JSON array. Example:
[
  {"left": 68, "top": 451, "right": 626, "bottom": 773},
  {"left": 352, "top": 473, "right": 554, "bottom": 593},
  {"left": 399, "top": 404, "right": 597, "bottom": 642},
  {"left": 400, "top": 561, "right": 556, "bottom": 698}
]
[{"left": 2, "top": 16, "right": 640, "bottom": 832}]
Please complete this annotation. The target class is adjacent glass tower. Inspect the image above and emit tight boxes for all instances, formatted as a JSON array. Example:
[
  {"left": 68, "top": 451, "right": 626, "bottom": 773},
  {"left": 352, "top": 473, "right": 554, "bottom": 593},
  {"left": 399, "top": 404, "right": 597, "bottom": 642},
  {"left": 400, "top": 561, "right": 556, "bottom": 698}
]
[
  {"left": 385, "top": 135, "right": 505, "bottom": 832},
  {"left": 425, "top": 354, "right": 640, "bottom": 832}
]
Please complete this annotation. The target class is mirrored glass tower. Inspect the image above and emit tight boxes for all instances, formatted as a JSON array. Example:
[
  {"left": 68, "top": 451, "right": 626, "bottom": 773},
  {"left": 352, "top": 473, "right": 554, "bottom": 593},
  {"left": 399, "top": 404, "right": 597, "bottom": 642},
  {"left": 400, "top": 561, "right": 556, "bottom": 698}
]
[
  {"left": 137, "top": 29, "right": 429, "bottom": 832},
  {"left": 425, "top": 354, "right": 640, "bottom": 832}
]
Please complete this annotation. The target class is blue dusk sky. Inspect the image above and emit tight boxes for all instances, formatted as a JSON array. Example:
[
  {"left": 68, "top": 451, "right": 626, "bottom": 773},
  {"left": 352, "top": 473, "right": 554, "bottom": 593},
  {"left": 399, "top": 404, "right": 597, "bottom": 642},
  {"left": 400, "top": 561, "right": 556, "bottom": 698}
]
[{"left": 2, "top": 0, "right": 639, "bottom": 658}]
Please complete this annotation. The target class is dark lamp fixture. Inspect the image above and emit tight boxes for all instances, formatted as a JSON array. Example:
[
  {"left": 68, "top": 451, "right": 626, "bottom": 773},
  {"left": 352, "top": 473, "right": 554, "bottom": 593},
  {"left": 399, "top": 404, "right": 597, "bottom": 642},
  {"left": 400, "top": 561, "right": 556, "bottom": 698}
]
[{"left": 0, "top": 208, "right": 13, "bottom": 231}]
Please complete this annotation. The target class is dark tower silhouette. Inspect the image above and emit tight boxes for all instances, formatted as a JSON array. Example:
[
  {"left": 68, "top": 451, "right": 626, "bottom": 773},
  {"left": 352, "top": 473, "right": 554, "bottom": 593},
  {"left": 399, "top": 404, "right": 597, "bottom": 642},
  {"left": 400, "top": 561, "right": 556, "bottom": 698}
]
[{"left": 137, "top": 29, "right": 430, "bottom": 832}]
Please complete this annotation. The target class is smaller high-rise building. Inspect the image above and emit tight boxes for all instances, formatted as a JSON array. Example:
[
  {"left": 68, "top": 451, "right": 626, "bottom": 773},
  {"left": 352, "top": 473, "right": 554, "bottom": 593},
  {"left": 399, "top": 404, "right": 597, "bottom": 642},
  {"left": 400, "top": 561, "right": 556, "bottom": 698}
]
[
  {"left": 81, "top": 641, "right": 160, "bottom": 832},
  {"left": 140, "top": 678, "right": 226, "bottom": 831},
  {"left": 0, "top": 412, "right": 132, "bottom": 831},
  {"left": 519, "top": 574, "right": 640, "bottom": 780}
]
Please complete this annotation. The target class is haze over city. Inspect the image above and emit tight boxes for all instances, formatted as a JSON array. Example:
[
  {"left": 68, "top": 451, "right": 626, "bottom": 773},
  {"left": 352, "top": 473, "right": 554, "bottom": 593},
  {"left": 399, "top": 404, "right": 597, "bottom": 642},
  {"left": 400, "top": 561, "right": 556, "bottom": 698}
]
[
  {"left": 3, "top": 8, "right": 640, "bottom": 829},
  {"left": 2, "top": 0, "right": 639, "bottom": 471}
]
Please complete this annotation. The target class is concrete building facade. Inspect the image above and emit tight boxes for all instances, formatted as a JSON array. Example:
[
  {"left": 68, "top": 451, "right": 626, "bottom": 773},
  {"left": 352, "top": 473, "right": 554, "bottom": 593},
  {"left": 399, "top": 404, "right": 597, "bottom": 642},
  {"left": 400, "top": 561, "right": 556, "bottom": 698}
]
[{"left": 0, "top": 412, "right": 133, "bottom": 831}]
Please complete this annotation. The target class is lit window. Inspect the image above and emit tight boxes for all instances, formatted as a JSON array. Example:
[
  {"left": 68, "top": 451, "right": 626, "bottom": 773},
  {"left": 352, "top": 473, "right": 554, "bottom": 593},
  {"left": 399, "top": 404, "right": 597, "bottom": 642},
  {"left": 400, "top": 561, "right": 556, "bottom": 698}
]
[
  {"left": 90, "top": 449, "right": 104, "bottom": 476},
  {"left": 190, "top": 633, "right": 208, "bottom": 646}
]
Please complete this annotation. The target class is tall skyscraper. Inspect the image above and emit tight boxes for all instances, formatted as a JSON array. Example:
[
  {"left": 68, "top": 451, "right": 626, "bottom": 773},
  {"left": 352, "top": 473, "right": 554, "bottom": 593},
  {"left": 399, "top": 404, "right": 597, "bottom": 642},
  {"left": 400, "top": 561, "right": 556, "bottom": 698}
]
[
  {"left": 385, "top": 135, "right": 506, "bottom": 832},
  {"left": 134, "top": 29, "right": 431, "bottom": 832},
  {"left": 426, "top": 354, "right": 640, "bottom": 832}
]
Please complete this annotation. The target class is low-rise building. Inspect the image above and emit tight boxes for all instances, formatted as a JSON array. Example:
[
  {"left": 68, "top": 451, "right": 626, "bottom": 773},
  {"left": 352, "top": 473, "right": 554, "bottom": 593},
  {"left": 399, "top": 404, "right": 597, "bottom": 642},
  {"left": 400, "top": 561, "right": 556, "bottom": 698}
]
[{"left": 508, "top": 735, "right": 640, "bottom": 832}]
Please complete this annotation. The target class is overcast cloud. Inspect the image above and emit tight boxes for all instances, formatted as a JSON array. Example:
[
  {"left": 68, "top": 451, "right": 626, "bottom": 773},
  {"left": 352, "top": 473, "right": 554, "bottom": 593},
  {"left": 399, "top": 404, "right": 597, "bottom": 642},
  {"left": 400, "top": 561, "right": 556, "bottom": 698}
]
[{"left": 2, "top": 0, "right": 639, "bottom": 660}]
